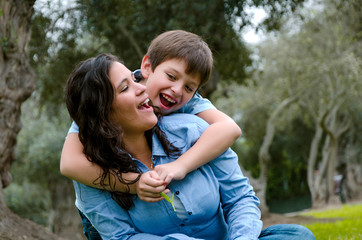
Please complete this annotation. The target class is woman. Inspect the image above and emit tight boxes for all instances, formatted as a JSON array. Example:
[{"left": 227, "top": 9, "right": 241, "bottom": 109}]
[{"left": 64, "top": 53, "right": 315, "bottom": 240}]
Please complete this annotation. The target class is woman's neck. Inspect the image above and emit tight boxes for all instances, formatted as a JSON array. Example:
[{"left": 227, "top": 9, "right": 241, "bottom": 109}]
[{"left": 123, "top": 133, "right": 153, "bottom": 169}]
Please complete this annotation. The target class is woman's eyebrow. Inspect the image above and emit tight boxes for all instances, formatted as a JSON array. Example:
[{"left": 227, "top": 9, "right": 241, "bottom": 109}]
[{"left": 115, "top": 78, "right": 128, "bottom": 91}]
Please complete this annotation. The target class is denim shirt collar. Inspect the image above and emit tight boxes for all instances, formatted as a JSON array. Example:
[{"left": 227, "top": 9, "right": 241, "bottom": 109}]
[{"left": 151, "top": 133, "right": 168, "bottom": 157}]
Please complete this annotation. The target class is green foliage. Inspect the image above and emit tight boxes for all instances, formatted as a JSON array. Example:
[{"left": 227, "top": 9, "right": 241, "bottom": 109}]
[
  {"left": 232, "top": 139, "right": 260, "bottom": 178},
  {"left": 213, "top": 0, "right": 362, "bottom": 209},
  {"left": 13, "top": 98, "right": 70, "bottom": 186},
  {"left": 303, "top": 204, "right": 362, "bottom": 240},
  {"left": 4, "top": 98, "right": 71, "bottom": 226},
  {"left": 30, "top": 0, "right": 306, "bottom": 110},
  {"left": 29, "top": 5, "right": 108, "bottom": 116},
  {"left": 160, "top": 192, "right": 176, "bottom": 212},
  {"left": 4, "top": 182, "right": 50, "bottom": 226},
  {"left": 266, "top": 119, "right": 313, "bottom": 200},
  {"left": 77, "top": 0, "right": 252, "bottom": 83}
]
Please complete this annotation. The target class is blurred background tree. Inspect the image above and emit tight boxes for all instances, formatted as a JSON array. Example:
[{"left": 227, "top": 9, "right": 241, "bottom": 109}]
[
  {"left": 1, "top": 0, "right": 361, "bottom": 239},
  {"left": 214, "top": 0, "right": 361, "bottom": 213}
]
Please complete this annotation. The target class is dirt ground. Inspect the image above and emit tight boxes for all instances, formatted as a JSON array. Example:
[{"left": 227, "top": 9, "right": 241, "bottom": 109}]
[
  {"left": 0, "top": 206, "right": 65, "bottom": 240},
  {"left": 262, "top": 212, "right": 333, "bottom": 228}
]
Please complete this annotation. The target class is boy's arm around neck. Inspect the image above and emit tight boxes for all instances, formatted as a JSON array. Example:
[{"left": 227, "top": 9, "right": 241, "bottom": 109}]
[
  {"left": 60, "top": 133, "right": 140, "bottom": 193},
  {"left": 155, "top": 109, "right": 241, "bottom": 181},
  {"left": 181, "top": 108, "right": 241, "bottom": 172}
]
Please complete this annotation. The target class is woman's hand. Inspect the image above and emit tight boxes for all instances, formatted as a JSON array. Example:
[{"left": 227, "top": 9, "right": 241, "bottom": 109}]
[{"left": 135, "top": 171, "right": 169, "bottom": 202}]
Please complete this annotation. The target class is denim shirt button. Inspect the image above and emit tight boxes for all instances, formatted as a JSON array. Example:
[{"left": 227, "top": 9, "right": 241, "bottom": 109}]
[
  {"left": 175, "top": 191, "right": 180, "bottom": 195},
  {"left": 188, "top": 212, "right": 192, "bottom": 215},
  {"left": 180, "top": 224, "right": 185, "bottom": 227}
]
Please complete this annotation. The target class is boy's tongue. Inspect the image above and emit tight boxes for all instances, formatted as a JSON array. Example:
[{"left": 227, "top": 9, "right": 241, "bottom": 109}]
[{"left": 160, "top": 94, "right": 175, "bottom": 108}]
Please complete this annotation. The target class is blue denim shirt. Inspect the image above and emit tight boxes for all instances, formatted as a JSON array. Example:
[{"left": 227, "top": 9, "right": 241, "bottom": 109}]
[
  {"left": 176, "top": 92, "right": 216, "bottom": 115},
  {"left": 71, "top": 114, "right": 262, "bottom": 240}
]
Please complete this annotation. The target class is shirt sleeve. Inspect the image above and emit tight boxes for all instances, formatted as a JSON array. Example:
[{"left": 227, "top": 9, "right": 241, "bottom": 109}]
[
  {"left": 67, "top": 121, "right": 79, "bottom": 134},
  {"left": 73, "top": 181, "right": 203, "bottom": 240},
  {"left": 176, "top": 92, "right": 215, "bottom": 115},
  {"left": 208, "top": 149, "right": 262, "bottom": 240},
  {"left": 191, "top": 117, "right": 262, "bottom": 240}
]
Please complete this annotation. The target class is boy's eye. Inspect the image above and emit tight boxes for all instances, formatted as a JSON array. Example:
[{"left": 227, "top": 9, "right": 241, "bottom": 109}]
[
  {"left": 185, "top": 85, "right": 194, "bottom": 93},
  {"left": 167, "top": 73, "right": 176, "bottom": 81},
  {"left": 133, "top": 69, "right": 144, "bottom": 83}
]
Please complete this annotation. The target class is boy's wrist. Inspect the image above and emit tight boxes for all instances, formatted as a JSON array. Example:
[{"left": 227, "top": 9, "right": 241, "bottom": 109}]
[
  {"left": 117, "top": 172, "right": 141, "bottom": 194},
  {"left": 128, "top": 182, "right": 138, "bottom": 194}
]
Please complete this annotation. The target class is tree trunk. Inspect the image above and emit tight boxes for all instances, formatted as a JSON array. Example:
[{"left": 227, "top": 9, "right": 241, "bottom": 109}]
[
  {"left": 0, "top": 1, "right": 64, "bottom": 239},
  {"left": 48, "top": 178, "right": 83, "bottom": 240},
  {"left": 0, "top": 0, "right": 36, "bottom": 202},
  {"left": 257, "top": 96, "right": 297, "bottom": 215},
  {"left": 311, "top": 103, "right": 351, "bottom": 207},
  {"left": 306, "top": 123, "right": 323, "bottom": 208},
  {"left": 313, "top": 135, "right": 330, "bottom": 207}
]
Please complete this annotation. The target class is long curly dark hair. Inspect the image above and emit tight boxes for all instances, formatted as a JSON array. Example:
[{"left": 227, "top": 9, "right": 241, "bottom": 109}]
[{"left": 65, "top": 53, "right": 178, "bottom": 209}]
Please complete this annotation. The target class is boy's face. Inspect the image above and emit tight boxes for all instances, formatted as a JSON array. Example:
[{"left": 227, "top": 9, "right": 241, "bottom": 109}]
[{"left": 141, "top": 56, "right": 200, "bottom": 115}]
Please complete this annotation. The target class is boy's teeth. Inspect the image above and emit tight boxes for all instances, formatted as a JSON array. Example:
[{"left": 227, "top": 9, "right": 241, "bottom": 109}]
[{"left": 162, "top": 94, "right": 175, "bottom": 103}]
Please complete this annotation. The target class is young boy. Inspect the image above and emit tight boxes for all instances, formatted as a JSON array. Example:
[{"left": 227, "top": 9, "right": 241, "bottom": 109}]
[{"left": 60, "top": 30, "right": 241, "bottom": 202}]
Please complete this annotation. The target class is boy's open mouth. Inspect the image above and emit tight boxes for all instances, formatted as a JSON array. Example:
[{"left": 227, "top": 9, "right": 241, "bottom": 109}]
[{"left": 159, "top": 93, "right": 177, "bottom": 108}]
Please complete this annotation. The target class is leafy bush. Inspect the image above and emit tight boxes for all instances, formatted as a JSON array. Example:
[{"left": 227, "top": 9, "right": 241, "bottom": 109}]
[
  {"left": 4, "top": 182, "right": 50, "bottom": 226},
  {"left": 4, "top": 98, "right": 71, "bottom": 226}
]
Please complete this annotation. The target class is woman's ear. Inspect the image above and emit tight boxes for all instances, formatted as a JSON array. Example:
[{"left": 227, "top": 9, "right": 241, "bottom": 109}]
[{"left": 141, "top": 55, "right": 152, "bottom": 79}]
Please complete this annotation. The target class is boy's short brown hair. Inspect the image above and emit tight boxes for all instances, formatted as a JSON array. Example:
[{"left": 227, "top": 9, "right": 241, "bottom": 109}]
[{"left": 146, "top": 30, "right": 213, "bottom": 88}]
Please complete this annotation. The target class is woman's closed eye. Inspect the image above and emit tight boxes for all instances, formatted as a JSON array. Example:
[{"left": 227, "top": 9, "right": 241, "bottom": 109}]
[
  {"left": 120, "top": 85, "right": 128, "bottom": 92},
  {"left": 118, "top": 80, "right": 130, "bottom": 93}
]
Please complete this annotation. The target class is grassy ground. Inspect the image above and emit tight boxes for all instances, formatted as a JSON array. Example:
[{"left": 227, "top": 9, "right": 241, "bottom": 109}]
[{"left": 302, "top": 203, "right": 362, "bottom": 240}]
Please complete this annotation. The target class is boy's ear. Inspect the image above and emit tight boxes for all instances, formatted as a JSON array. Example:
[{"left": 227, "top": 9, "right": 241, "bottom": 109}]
[{"left": 141, "top": 55, "right": 152, "bottom": 79}]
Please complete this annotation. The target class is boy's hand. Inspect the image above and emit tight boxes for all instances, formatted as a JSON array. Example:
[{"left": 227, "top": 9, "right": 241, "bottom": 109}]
[
  {"left": 135, "top": 171, "right": 169, "bottom": 202},
  {"left": 154, "top": 161, "right": 188, "bottom": 184}
]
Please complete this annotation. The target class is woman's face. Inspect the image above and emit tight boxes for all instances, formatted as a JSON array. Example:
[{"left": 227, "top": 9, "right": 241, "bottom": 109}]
[{"left": 109, "top": 62, "right": 157, "bottom": 135}]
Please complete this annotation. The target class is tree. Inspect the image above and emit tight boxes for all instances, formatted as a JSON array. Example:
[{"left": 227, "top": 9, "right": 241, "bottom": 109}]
[
  {"left": 30, "top": 0, "right": 307, "bottom": 107},
  {"left": 0, "top": 0, "right": 35, "bottom": 206},
  {"left": 0, "top": 0, "right": 63, "bottom": 239},
  {"left": 299, "top": 0, "right": 362, "bottom": 206},
  {"left": 10, "top": 98, "right": 83, "bottom": 239},
  {"left": 212, "top": 0, "right": 362, "bottom": 212}
]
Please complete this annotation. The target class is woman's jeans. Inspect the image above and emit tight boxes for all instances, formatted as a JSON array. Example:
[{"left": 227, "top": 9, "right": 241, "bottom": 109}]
[
  {"left": 78, "top": 210, "right": 102, "bottom": 240},
  {"left": 259, "top": 224, "right": 315, "bottom": 240},
  {"left": 78, "top": 210, "right": 315, "bottom": 240}
]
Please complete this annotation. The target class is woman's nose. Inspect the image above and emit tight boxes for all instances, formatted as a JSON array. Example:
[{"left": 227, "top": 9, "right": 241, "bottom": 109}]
[{"left": 135, "top": 82, "right": 147, "bottom": 95}]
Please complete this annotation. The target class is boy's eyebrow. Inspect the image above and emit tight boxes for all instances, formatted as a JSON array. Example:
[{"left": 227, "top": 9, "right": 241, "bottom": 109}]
[{"left": 189, "top": 79, "right": 199, "bottom": 88}]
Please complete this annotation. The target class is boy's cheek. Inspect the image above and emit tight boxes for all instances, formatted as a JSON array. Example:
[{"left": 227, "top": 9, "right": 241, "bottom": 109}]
[{"left": 139, "top": 78, "right": 147, "bottom": 86}]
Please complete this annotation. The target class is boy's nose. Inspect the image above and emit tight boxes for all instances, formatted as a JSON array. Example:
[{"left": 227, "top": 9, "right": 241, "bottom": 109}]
[{"left": 171, "top": 82, "right": 182, "bottom": 97}]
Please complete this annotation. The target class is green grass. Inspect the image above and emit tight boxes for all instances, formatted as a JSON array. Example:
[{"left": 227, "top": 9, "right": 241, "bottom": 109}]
[{"left": 301, "top": 204, "right": 362, "bottom": 240}]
